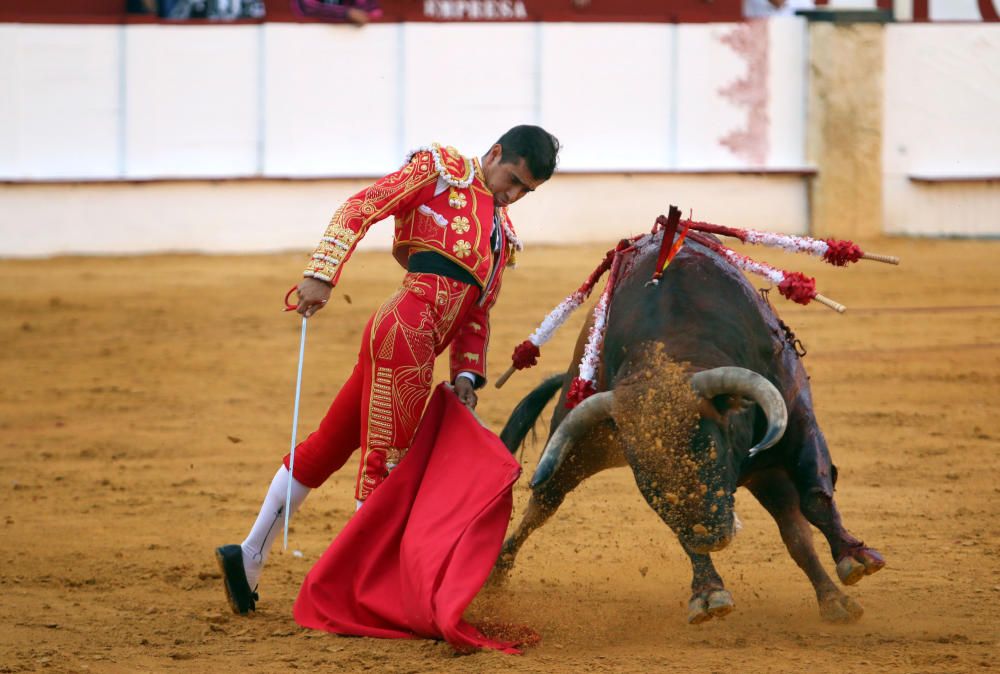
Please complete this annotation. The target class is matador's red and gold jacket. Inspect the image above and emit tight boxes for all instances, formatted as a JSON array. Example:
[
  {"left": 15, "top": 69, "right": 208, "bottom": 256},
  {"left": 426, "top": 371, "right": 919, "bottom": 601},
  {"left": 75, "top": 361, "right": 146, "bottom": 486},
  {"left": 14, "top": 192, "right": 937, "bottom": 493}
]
[{"left": 304, "top": 143, "right": 520, "bottom": 387}]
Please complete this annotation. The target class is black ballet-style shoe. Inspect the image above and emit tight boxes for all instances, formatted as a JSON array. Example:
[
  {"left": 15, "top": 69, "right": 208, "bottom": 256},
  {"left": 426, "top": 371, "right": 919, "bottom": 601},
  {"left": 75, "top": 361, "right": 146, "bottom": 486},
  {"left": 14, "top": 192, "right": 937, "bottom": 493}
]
[{"left": 215, "top": 544, "right": 259, "bottom": 615}]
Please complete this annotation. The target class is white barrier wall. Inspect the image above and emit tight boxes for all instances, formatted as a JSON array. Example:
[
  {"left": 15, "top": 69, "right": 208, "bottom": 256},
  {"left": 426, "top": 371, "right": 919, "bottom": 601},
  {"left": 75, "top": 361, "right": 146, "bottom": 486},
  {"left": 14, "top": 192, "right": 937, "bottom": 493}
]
[
  {"left": 0, "top": 174, "right": 808, "bottom": 257},
  {"left": 0, "top": 25, "right": 121, "bottom": 179},
  {"left": 0, "top": 20, "right": 811, "bottom": 256},
  {"left": 263, "top": 24, "right": 401, "bottom": 176},
  {"left": 882, "top": 23, "right": 1000, "bottom": 236},
  {"left": 124, "top": 26, "right": 261, "bottom": 178},
  {"left": 0, "top": 20, "right": 808, "bottom": 180}
]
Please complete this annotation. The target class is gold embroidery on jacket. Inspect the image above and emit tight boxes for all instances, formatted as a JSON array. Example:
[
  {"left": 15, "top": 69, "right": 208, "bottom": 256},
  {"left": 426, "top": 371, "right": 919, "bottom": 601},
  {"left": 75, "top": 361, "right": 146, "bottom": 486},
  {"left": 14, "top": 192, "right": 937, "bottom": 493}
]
[{"left": 304, "top": 153, "right": 438, "bottom": 283}]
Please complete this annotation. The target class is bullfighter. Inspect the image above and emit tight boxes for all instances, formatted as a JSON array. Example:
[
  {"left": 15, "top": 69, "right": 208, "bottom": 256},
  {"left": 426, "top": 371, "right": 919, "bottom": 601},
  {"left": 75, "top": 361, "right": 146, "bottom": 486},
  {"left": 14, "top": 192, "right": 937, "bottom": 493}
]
[{"left": 215, "top": 125, "right": 560, "bottom": 615}]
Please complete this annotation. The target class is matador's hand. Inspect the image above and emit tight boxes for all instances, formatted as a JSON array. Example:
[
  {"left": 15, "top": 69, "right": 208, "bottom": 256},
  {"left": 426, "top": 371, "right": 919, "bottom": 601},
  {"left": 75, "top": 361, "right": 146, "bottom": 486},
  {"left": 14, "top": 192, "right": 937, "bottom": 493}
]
[
  {"left": 297, "top": 278, "right": 332, "bottom": 317},
  {"left": 453, "top": 377, "right": 478, "bottom": 410}
]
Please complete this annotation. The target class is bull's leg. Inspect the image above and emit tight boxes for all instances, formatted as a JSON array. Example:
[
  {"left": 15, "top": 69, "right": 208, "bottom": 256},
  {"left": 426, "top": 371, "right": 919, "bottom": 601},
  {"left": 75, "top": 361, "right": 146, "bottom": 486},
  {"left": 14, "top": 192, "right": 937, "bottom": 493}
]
[
  {"left": 797, "top": 488, "right": 885, "bottom": 587},
  {"left": 490, "top": 423, "right": 626, "bottom": 584},
  {"left": 489, "top": 474, "right": 582, "bottom": 584},
  {"left": 745, "top": 468, "right": 864, "bottom": 624},
  {"left": 683, "top": 550, "right": 736, "bottom": 624},
  {"left": 626, "top": 464, "right": 736, "bottom": 625}
]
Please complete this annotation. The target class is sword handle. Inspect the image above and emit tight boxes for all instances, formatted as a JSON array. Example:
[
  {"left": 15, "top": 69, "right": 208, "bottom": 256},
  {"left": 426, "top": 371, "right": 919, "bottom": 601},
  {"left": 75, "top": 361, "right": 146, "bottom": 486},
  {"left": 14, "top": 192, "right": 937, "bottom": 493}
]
[{"left": 283, "top": 285, "right": 299, "bottom": 312}]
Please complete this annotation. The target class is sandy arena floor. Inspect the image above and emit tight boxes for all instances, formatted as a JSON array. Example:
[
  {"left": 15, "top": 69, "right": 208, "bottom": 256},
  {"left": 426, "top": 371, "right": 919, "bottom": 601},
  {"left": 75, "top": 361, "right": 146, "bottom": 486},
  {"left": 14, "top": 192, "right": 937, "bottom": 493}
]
[{"left": 1, "top": 237, "right": 998, "bottom": 673}]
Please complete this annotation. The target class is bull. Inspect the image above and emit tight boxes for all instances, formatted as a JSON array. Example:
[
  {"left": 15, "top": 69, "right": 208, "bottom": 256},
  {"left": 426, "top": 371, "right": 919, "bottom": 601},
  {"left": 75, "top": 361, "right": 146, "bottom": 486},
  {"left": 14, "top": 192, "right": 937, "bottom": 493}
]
[{"left": 493, "top": 236, "right": 885, "bottom": 624}]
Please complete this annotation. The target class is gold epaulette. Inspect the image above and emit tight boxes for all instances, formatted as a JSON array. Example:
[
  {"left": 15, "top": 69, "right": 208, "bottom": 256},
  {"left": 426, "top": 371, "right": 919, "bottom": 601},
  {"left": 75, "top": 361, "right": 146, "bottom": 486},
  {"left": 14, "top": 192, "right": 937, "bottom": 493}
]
[{"left": 403, "top": 143, "right": 475, "bottom": 189}]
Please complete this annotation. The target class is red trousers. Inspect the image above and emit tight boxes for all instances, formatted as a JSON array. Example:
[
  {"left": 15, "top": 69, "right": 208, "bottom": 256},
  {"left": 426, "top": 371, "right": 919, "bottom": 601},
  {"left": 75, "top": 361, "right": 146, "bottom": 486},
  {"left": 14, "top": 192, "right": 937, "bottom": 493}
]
[{"left": 283, "top": 273, "right": 479, "bottom": 501}]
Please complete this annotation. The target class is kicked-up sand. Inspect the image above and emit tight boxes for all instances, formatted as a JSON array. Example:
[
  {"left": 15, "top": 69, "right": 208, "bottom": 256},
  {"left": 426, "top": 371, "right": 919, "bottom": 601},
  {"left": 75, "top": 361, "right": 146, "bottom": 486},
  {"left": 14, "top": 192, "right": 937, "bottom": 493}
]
[{"left": 1, "top": 236, "right": 998, "bottom": 673}]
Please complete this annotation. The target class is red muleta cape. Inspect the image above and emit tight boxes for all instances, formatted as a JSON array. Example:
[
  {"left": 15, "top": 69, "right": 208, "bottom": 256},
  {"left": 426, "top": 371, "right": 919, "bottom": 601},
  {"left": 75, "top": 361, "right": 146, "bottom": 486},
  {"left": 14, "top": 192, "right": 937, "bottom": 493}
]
[{"left": 293, "top": 384, "right": 523, "bottom": 654}]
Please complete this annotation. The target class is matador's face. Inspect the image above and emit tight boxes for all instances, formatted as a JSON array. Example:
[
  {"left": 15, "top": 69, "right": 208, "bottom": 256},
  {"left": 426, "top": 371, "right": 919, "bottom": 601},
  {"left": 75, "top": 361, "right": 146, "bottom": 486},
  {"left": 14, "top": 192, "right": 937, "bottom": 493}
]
[{"left": 481, "top": 143, "right": 546, "bottom": 208}]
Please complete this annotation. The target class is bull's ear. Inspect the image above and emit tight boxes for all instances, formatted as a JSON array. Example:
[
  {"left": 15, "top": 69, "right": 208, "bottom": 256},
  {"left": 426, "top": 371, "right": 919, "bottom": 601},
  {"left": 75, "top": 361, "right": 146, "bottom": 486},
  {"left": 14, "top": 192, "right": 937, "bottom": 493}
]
[
  {"left": 696, "top": 397, "right": 725, "bottom": 423},
  {"left": 697, "top": 395, "right": 752, "bottom": 423}
]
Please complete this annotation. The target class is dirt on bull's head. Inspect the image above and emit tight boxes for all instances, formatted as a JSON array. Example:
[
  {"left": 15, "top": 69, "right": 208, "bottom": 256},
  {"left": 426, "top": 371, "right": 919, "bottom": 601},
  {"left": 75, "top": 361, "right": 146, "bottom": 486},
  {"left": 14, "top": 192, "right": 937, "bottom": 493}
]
[{"left": 612, "top": 343, "right": 738, "bottom": 554}]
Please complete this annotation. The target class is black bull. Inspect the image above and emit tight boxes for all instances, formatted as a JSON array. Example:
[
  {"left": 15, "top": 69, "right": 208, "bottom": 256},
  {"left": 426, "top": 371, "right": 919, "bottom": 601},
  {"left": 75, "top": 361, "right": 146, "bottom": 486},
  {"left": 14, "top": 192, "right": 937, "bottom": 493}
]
[{"left": 493, "top": 238, "right": 885, "bottom": 624}]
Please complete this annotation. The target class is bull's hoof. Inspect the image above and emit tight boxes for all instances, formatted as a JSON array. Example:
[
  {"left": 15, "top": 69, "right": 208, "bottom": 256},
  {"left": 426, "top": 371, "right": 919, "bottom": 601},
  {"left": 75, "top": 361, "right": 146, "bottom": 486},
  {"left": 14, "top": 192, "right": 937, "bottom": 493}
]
[
  {"left": 707, "top": 589, "right": 735, "bottom": 617},
  {"left": 837, "top": 547, "right": 886, "bottom": 586},
  {"left": 688, "top": 589, "right": 735, "bottom": 624},
  {"left": 819, "top": 593, "right": 864, "bottom": 624},
  {"left": 858, "top": 547, "right": 886, "bottom": 575},
  {"left": 836, "top": 557, "right": 866, "bottom": 586},
  {"left": 688, "top": 596, "right": 711, "bottom": 624}
]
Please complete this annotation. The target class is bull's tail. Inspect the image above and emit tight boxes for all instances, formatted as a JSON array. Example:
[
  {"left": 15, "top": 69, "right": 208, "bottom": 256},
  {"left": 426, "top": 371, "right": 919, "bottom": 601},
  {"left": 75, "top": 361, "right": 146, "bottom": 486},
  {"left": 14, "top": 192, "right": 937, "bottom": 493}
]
[{"left": 499, "top": 374, "right": 566, "bottom": 454}]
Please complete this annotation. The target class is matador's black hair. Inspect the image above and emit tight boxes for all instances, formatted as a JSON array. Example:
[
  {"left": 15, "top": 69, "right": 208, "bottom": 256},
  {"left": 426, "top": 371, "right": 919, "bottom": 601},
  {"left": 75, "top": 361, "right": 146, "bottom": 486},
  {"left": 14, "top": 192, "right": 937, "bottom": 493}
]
[{"left": 495, "top": 125, "right": 560, "bottom": 181}]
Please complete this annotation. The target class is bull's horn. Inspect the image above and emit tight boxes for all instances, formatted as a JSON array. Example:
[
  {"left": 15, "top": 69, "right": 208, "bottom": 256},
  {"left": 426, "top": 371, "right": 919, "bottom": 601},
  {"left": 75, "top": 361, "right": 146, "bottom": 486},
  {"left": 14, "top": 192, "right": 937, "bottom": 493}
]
[
  {"left": 690, "top": 367, "right": 788, "bottom": 456},
  {"left": 530, "top": 391, "right": 614, "bottom": 489}
]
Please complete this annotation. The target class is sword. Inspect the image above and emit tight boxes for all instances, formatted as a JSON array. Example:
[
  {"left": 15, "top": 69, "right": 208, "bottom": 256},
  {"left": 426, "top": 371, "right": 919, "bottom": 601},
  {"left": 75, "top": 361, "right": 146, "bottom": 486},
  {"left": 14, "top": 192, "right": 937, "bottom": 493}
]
[{"left": 282, "top": 286, "right": 309, "bottom": 550}]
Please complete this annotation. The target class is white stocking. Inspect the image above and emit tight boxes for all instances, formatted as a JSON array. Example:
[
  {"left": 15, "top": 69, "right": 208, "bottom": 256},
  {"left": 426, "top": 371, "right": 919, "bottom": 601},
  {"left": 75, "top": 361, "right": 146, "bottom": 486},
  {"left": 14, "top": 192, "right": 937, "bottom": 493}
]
[{"left": 240, "top": 465, "right": 309, "bottom": 590}]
